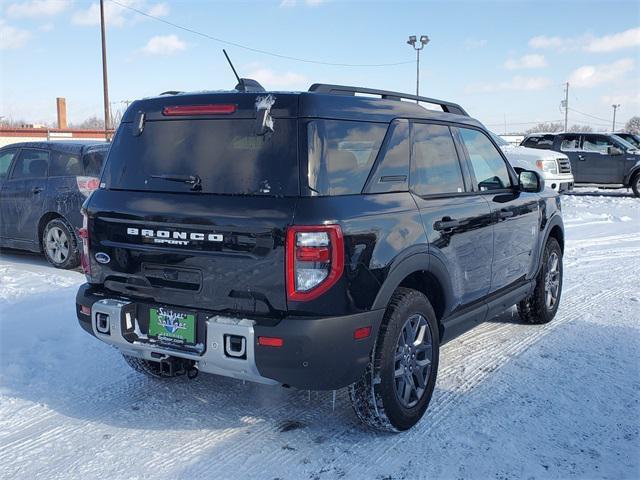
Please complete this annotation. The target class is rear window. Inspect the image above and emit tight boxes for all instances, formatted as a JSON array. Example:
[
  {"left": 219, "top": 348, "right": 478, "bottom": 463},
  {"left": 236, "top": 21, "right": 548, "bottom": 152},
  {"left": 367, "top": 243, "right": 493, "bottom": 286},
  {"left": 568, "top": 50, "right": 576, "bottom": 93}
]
[
  {"left": 307, "top": 120, "right": 387, "bottom": 196},
  {"left": 103, "top": 119, "right": 298, "bottom": 196},
  {"left": 522, "top": 135, "right": 555, "bottom": 149},
  {"left": 50, "top": 149, "right": 106, "bottom": 177}
]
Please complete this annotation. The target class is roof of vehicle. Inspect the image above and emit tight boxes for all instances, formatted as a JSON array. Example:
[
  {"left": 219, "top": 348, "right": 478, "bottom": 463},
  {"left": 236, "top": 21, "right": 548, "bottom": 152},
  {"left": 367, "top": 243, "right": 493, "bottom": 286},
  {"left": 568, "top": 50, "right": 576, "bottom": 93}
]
[
  {"left": 3, "top": 141, "right": 110, "bottom": 153},
  {"left": 121, "top": 85, "right": 484, "bottom": 128}
]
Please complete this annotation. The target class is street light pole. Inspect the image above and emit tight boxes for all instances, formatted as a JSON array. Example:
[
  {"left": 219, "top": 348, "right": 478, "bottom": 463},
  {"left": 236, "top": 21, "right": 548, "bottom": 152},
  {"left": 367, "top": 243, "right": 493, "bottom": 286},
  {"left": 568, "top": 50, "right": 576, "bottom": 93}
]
[
  {"left": 407, "top": 35, "right": 430, "bottom": 103},
  {"left": 611, "top": 104, "right": 620, "bottom": 131},
  {"left": 100, "top": 0, "right": 111, "bottom": 140}
]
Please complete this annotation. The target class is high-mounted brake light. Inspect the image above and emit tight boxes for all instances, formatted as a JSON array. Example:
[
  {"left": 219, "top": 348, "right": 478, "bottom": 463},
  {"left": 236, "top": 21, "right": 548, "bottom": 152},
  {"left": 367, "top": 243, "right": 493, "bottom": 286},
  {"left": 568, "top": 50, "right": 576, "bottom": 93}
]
[
  {"left": 79, "top": 211, "right": 91, "bottom": 276},
  {"left": 162, "top": 104, "right": 237, "bottom": 116},
  {"left": 286, "top": 225, "right": 344, "bottom": 302}
]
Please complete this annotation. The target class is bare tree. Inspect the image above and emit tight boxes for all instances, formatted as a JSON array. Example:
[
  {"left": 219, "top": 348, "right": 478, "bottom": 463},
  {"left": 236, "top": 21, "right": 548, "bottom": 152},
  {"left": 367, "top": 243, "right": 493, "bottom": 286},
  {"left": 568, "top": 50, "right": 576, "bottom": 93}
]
[
  {"left": 568, "top": 124, "right": 593, "bottom": 133},
  {"left": 70, "top": 116, "right": 105, "bottom": 129},
  {"left": 625, "top": 116, "right": 640, "bottom": 135},
  {"left": 525, "top": 122, "right": 564, "bottom": 134}
]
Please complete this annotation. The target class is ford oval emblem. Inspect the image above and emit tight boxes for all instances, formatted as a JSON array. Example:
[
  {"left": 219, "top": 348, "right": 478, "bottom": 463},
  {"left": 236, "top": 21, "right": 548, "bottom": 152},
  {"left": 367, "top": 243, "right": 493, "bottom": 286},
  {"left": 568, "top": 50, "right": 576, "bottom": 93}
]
[{"left": 95, "top": 252, "right": 111, "bottom": 264}]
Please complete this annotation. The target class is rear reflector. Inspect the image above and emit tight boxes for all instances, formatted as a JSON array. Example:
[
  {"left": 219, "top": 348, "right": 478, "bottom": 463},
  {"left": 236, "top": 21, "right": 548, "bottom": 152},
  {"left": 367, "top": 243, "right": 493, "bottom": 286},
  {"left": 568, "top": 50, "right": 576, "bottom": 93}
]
[
  {"left": 162, "top": 104, "right": 236, "bottom": 116},
  {"left": 353, "top": 326, "right": 371, "bottom": 340},
  {"left": 257, "top": 336, "right": 284, "bottom": 347}
]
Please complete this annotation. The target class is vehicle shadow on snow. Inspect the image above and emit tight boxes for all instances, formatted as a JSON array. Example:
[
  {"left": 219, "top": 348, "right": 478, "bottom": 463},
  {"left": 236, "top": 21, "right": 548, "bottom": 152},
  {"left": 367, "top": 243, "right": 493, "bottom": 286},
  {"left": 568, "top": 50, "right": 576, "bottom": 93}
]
[
  {"left": 0, "top": 248, "right": 49, "bottom": 267},
  {"left": 565, "top": 189, "right": 636, "bottom": 198}
]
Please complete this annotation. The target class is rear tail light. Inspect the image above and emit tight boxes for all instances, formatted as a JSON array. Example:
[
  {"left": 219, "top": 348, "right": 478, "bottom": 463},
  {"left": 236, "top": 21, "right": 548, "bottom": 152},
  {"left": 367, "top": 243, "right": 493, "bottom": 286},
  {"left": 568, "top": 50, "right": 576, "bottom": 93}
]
[
  {"left": 162, "top": 104, "right": 236, "bottom": 116},
  {"left": 76, "top": 176, "right": 100, "bottom": 197},
  {"left": 79, "top": 211, "right": 91, "bottom": 276},
  {"left": 286, "top": 225, "right": 344, "bottom": 301}
]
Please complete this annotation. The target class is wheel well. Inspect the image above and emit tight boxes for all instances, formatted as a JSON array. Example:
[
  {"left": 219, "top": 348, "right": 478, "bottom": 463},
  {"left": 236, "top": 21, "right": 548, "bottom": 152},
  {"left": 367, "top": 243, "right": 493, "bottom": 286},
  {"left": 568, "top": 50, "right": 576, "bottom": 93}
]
[
  {"left": 398, "top": 270, "right": 446, "bottom": 338},
  {"left": 37, "top": 212, "right": 63, "bottom": 251},
  {"left": 548, "top": 225, "right": 564, "bottom": 253}
]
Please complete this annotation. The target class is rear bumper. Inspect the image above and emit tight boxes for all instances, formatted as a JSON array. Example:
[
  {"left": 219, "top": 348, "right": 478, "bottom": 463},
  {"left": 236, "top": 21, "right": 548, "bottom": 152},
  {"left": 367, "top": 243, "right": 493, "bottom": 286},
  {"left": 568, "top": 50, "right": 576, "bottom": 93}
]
[{"left": 76, "top": 284, "right": 383, "bottom": 390}]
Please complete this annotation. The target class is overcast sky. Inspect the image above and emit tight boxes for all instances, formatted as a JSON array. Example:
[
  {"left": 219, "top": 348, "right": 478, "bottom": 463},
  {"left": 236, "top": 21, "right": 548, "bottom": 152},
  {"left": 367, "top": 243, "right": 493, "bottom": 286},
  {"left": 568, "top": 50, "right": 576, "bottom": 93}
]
[{"left": 0, "top": 0, "right": 639, "bottom": 131}]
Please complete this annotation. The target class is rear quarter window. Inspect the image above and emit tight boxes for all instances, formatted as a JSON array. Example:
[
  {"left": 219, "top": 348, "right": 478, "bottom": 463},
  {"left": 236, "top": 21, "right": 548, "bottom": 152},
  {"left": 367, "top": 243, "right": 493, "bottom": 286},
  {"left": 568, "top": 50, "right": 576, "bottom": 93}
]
[{"left": 307, "top": 120, "right": 387, "bottom": 196}]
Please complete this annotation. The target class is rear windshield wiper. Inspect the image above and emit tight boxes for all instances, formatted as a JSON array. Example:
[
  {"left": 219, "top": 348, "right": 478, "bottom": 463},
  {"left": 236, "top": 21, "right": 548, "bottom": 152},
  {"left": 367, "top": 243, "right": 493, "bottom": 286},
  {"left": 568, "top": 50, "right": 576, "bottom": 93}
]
[{"left": 151, "top": 174, "right": 202, "bottom": 191}]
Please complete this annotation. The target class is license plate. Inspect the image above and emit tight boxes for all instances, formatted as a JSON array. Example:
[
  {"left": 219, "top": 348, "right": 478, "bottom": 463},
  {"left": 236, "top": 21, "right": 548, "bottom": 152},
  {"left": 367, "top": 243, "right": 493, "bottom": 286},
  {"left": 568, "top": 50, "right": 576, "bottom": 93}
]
[{"left": 148, "top": 306, "right": 196, "bottom": 346}]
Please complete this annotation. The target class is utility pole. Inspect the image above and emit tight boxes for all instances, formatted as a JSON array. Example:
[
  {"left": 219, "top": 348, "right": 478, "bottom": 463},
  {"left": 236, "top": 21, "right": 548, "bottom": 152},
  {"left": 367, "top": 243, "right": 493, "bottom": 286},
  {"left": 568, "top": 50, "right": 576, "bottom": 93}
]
[
  {"left": 406, "top": 35, "right": 430, "bottom": 103},
  {"left": 611, "top": 104, "right": 620, "bottom": 131},
  {"left": 562, "top": 82, "right": 569, "bottom": 132},
  {"left": 100, "top": 0, "right": 111, "bottom": 140}
]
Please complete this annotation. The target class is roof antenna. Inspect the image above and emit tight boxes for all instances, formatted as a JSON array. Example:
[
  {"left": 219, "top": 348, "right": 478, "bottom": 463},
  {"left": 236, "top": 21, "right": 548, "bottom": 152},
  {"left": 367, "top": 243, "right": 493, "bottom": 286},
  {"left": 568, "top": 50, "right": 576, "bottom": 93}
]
[{"left": 223, "top": 49, "right": 245, "bottom": 92}]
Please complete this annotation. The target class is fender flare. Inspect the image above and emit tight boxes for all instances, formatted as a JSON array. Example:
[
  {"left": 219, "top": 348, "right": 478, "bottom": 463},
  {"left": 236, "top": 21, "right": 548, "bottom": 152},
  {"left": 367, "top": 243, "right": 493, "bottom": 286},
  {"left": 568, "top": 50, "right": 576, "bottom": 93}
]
[
  {"left": 624, "top": 164, "right": 640, "bottom": 186},
  {"left": 533, "top": 213, "right": 564, "bottom": 276},
  {"left": 371, "top": 251, "right": 454, "bottom": 318}
]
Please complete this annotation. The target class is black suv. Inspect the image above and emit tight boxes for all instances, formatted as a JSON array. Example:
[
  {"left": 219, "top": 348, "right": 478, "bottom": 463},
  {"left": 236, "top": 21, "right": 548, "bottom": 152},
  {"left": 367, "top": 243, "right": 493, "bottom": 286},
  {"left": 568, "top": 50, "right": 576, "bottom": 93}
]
[
  {"left": 0, "top": 141, "right": 109, "bottom": 268},
  {"left": 521, "top": 132, "right": 640, "bottom": 196},
  {"left": 75, "top": 84, "right": 564, "bottom": 431}
]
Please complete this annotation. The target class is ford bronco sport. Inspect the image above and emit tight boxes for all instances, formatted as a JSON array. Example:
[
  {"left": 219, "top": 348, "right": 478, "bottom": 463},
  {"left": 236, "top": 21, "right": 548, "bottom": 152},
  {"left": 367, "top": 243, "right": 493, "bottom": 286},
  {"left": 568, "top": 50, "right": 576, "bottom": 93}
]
[{"left": 76, "top": 83, "right": 564, "bottom": 432}]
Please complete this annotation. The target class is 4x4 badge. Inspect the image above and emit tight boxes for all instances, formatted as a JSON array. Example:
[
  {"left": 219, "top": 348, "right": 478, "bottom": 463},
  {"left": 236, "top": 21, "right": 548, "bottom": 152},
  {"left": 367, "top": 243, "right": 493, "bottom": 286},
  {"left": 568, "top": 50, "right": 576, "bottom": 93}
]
[{"left": 95, "top": 252, "right": 111, "bottom": 264}]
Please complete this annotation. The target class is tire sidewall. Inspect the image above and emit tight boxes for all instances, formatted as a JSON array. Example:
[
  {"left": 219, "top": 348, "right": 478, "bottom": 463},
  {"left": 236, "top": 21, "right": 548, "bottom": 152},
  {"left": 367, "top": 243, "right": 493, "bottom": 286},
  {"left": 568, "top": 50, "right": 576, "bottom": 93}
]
[
  {"left": 376, "top": 291, "right": 440, "bottom": 431},
  {"left": 540, "top": 237, "right": 563, "bottom": 321},
  {"left": 43, "top": 218, "right": 80, "bottom": 269}
]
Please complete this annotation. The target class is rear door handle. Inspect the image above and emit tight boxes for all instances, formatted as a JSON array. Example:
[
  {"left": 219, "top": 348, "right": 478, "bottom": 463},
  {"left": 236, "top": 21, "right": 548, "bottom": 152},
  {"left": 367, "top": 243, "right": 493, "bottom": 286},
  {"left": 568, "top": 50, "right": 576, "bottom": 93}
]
[
  {"left": 434, "top": 217, "right": 461, "bottom": 231},
  {"left": 32, "top": 186, "right": 44, "bottom": 194}
]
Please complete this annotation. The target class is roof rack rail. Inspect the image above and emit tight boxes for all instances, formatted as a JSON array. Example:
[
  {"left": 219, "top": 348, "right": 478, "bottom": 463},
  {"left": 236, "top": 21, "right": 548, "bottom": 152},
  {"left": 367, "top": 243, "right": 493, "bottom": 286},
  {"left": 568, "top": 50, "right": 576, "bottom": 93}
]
[
  {"left": 308, "top": 83, "right": 468, "bottom": 116},
  {"left": 159, "top": 91, "right": 183, "bottom": 96}
]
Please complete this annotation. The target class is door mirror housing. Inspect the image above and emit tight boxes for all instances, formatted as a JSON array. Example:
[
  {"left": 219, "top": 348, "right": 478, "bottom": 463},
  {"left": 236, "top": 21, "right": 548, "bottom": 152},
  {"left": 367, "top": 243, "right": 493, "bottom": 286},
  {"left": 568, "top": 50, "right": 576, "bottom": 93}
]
[
  {"left": 518, "top": 169, "right": 544, "bottom": 193},
  {"left": 608, "top": 146, "right": 623, "bottom": 156}
]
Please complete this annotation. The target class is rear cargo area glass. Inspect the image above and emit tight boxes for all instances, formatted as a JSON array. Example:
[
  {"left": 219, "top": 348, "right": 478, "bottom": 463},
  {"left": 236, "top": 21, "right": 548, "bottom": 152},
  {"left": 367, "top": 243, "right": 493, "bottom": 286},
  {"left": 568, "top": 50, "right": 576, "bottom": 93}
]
[{"left": 103, "top": 119, "right": 298, "bottom": 196}]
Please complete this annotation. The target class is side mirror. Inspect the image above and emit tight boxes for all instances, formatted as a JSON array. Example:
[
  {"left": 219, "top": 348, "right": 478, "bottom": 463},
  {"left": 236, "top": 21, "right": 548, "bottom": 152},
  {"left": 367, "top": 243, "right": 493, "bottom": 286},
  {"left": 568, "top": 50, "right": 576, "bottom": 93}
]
[
  {"left": 518, "top": 169, "right": 544, "bottom": 193},
  {"left": 608, "top": 146, "right": 623, "bottom": 156}
]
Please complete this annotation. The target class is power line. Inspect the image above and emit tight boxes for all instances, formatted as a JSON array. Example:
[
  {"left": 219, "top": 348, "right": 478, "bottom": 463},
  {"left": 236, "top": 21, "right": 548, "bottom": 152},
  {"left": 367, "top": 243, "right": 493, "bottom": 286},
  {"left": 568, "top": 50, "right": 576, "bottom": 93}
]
[
  {"left": 568, "top": 107, "right": 611, "bottom": 123},
  {"left": 108, "top": 0, "right": 413, "bottom": 68}
]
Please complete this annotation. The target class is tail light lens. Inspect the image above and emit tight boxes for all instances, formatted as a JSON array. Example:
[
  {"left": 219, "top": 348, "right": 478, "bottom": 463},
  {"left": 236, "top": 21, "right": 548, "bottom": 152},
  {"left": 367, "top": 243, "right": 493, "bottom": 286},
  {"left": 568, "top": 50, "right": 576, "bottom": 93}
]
[
  {"left": 286, "top": 225, "right": 344, "bottom": 301},
  {"left": 77, "top": 176, "right": 100, "bottom": 197},
  {"left": 79, "top": 211, "right": 91, "bottom": 276}
]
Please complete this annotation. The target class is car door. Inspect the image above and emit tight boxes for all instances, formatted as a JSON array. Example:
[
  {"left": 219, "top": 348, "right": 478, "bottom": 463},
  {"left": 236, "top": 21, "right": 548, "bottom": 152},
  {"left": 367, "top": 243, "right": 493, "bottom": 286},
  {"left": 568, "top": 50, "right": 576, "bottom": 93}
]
[
  {"left": 0, "top": 148, "right": 50, "bottom": 245},
  {"left": 410, "top": 122, "right": 494, "bottom": 310},
  {"left": 580, "top": 135, "right": 624, "bottom": 183},
  {"left": 0, "top": 147, "right": 20, "bottom": 239},
  {"left": 456, "top": 126, "right": 540, "bottom": 294},
  {"left": 557, "top": 134, "right": 583, "bottom": 180}
]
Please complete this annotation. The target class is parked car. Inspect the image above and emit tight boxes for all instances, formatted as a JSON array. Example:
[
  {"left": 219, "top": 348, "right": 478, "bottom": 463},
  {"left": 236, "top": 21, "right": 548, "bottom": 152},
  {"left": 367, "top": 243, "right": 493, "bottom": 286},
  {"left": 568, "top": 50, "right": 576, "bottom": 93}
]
[
  {"left": 75, "top": 83, "right": 564, "bottom": 432},
  {"left": 490, "top": 132, "right": 574, "bottom": 193},
  {"left": 521, "top": 132, "right": 640, "bottom": 196},
  {"left": 0, "top": 141, "right": 109, "bottom": 268}
]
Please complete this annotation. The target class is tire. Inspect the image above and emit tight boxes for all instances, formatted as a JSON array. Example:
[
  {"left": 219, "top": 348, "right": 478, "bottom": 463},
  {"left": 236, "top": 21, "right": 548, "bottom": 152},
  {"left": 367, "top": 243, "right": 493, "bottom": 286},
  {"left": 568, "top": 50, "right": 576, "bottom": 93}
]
[
  {"left": 122, "top": 354, "right": 165, "bottom": 379},
  {"left": 632, "top": 173, "right": 640, "bottom": 198},
  {"left": 42, "top": 217, "right": 80, "bottom": 269},
  {"left": 349, "top": 287, "right": 440, "bottom": 432},
  {"left": 517, "top": 237, "right": 563, "bottom": 324}
]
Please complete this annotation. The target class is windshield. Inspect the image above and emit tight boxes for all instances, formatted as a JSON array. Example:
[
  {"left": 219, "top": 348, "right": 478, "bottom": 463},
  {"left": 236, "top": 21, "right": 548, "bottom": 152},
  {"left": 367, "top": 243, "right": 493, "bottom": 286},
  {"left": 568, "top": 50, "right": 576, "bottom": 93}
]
[
  {"left": 489, "top": 132, "right": 509, "bottom": 147},
  {"left": 102, "top": 119, "right": 298, "bottom": 196},
  {"left": 613, "top": 133, "right": 640, "bottom": 149}
]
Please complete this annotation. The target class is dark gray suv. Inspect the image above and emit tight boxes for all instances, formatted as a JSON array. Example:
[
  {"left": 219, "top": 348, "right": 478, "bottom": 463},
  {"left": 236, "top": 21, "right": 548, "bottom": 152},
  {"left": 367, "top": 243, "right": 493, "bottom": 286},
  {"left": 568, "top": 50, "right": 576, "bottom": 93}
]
[{"left": 521, "top": 133, "right": 640, "bottom": 196}]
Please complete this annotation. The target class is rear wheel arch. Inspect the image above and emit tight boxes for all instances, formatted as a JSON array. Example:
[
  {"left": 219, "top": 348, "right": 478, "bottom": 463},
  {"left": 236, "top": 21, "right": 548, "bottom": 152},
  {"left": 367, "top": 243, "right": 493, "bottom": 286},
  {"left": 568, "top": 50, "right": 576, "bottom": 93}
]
[{"left": 372, "top": 253, "right": 452, "bottom": 341}]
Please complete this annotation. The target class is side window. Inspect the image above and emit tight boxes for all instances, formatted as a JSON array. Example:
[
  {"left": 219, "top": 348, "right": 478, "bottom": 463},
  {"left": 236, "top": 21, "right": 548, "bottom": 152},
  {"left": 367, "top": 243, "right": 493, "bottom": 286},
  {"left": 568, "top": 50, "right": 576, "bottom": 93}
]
[
  {"left": 307, "top": 120, "right": 387, "bottom": 196},
  {"left": 583, "top": 135, "right": 613, "bottom": 154},
  {"left": 560, "top": 135, "right": 581, "bottom": 152},
  {"left": 10, "top": 149, "right": 49, "bottom": 179},
  {"left": 0, "top": 148, "right": 18, "bottom": 179},
  {"left": 459, "top": 128, "right": 512, "bottom": 191},
  {"left": 83, "top": 150, "right": 107, "bottom": 177},
  {"left": 50, "top": 151, "right": 82, "bottom": 176},
  {"left": 366, "top": 119, "right": 409, "bottom": 193},
  {"left": 411, "top": 123, "right": 465, "bottom": 196}
]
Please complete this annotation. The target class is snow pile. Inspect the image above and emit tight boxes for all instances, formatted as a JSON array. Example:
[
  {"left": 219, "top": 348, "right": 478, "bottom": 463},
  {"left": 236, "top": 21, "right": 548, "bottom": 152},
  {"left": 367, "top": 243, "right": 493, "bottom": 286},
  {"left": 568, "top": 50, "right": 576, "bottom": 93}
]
[{"left": 0, "top": 190, "right": 638, "bottom": 479}]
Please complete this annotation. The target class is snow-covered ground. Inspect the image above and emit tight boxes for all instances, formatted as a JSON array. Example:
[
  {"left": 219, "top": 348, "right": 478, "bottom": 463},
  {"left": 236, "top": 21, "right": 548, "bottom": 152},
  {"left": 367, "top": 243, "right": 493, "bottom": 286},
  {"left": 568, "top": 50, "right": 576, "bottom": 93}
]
[{"left": 1, "top": 188, "right": 638, "bottom": 480}]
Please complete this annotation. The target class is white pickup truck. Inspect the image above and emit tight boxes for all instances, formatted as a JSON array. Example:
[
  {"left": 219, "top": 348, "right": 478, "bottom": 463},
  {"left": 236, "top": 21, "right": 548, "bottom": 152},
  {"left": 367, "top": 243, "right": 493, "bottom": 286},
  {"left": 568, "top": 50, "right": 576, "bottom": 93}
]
[{"left": 491, "top": 132, "right": 575, "bottom": 193}]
